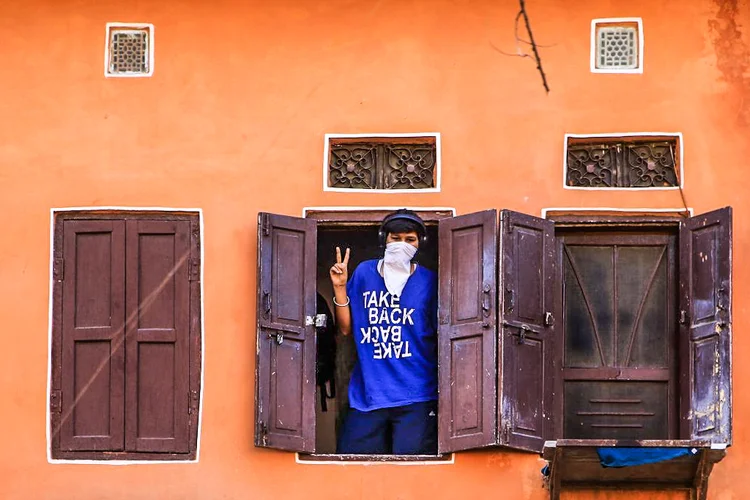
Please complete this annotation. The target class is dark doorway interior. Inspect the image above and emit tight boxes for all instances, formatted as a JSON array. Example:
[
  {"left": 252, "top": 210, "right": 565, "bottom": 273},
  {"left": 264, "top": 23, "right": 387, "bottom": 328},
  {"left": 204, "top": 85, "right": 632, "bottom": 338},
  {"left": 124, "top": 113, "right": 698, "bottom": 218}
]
[{"left": 314, "top": 223, "right": 438, "bottom": 453}]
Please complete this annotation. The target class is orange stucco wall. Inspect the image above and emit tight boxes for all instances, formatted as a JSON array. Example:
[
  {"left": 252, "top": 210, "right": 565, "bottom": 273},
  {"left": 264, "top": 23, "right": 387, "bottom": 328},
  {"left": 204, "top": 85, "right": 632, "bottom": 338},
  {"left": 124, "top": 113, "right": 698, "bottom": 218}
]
[{"left": 1, "top": 0, "right": 748, "bottom": 498}]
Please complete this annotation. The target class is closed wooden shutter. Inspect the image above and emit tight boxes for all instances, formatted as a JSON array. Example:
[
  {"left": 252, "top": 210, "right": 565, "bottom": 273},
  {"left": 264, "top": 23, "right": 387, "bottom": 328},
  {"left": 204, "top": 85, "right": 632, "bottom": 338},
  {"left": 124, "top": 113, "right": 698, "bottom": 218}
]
[
  {"left": 59, "top": 220, "right": 126, "bottom": 451},
  {"left": 125, "top": 220, "right": 191, "bottom": 453},
  {"left": 437, "top": 210, "right": 498, "bottom": 453},
  {"left": 498, "top": 210, "right": 556, "bottom": 453},
  {"left": 679, "top": 207, "right": 732, "bottom": 444},
  {"left": 255, "top": 213, "right": 317, "bottom": 452}
]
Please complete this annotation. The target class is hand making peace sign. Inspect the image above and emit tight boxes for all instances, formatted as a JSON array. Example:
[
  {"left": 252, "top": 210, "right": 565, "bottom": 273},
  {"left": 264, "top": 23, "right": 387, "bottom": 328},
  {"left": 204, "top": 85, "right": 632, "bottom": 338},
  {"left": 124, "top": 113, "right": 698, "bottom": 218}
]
[{"left": 329, "top": 246, "right": 350, "bottom": 288}]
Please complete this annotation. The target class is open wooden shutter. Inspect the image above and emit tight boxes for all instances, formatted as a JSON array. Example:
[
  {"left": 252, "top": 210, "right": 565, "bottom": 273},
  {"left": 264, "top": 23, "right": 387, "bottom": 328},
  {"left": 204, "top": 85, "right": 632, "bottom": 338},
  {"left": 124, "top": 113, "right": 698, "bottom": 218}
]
[
  {"left": 125, "top": 220, "right": 191, "bottom": 453},
  {"left": 498, "top": 210, "right": 556, "bottom": 453},
  {"left": 60, "top": 220, "right": 126, "bottom": 451},
  {"left": 437, "top": 210, "right": 498, "bottom": 452},
  {"left": 679, "top": 207, "right": 732, "bottom": 445},
  {"left": 255, "top": 213, "right": 317, "bottom": 452}
]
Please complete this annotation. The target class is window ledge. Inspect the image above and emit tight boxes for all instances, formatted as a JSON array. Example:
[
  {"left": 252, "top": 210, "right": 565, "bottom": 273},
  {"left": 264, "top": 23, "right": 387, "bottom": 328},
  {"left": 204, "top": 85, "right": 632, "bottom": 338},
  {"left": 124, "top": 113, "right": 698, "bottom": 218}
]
[
  {"left": 296, "top": 453, "right": 453, "bottom": 464},
  {"left": 542, "top": 439, "right": 726, "bottom": 500},
  {"left": 51, "top": 450, "right": 197, "bottom": 462}
]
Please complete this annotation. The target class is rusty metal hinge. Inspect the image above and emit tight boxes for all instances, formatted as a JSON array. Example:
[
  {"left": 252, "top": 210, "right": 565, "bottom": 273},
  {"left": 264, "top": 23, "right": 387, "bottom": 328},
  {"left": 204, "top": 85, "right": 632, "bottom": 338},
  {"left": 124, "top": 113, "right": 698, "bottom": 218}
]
[
  {"left": 544, "top": 312, "right": 554, "bottom": 327},
  {"left": 188, "top": 258, "right": 200, "bottom": 281},
  {"left": 188, "top": 390, "right": 199, "bottom": 414},
  {"left": 679, "top": 310, "right": 688, "bottom": 324},
  {"left": 53, "top": 258, "right": 64, "bottom": 281},
  {"left": 50, "top": 390, "right": 62, "bottom": 413}
]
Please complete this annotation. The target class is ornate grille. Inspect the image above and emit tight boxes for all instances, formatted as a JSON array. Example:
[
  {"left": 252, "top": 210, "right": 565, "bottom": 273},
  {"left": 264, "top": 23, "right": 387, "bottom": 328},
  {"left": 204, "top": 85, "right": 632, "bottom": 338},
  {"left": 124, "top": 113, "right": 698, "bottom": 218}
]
[
  {"left": 328, "top": 140, "right": 436, "bottom": 190},
  {"left": 108, "top": 29, "right": 149, "bottom": 74},
  {"left": 597, "top": 27, "right": 637, "bottom": 69},
  {"left": 566, "top": 139, "right": 678, "bottom": 188}
]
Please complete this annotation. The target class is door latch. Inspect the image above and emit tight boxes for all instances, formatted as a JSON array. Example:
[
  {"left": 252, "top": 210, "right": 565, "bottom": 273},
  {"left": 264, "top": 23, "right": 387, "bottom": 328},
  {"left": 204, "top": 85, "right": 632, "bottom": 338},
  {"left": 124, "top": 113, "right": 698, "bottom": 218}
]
[
  {"left": 305, "top": 314, "right": 327, "bottom": 327},
  {"left": 267, "top": 332, "right": 284, "bottom": 345}
]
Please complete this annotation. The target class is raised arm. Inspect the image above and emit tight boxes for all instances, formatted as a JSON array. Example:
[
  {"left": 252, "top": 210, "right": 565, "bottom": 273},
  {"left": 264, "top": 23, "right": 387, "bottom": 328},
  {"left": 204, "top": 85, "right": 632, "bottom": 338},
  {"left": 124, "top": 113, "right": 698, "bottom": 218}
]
[{"left": 329, "top": 246, "right": 352, "bottom": 336}]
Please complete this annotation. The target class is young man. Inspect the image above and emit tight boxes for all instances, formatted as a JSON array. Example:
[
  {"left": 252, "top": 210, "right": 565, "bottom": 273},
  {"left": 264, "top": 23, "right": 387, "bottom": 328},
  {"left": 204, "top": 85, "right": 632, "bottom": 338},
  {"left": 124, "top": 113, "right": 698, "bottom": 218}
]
[{"left": 329, "top": 209, "right": 438, "bottom": 455}]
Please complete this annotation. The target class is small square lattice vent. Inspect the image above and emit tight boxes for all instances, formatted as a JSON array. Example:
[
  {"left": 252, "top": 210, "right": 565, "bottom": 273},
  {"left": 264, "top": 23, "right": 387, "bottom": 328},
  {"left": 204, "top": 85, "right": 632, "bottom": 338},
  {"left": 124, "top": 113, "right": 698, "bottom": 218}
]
[
  {"left": 105, "top": 24, "right": 153, "bottom": 77},
  {"left": 591, "top": 19, "right": 642, "bottom": 73},
  {"left": 598, "top": 28, "right": 637, "bottom": 68}
]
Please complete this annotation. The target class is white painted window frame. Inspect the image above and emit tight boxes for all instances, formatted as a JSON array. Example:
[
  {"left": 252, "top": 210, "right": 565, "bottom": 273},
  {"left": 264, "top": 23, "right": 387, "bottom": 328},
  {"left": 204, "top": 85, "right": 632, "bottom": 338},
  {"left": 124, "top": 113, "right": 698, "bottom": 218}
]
[
  {"left": 563, "top": 132, "right": 684, "bottom": 191},
  {"left": 104, "top": 23, "right": 155, "bottom": 78},
  {"left": 591, "top": 18, "right": 644, "bottom": 74},
  {"left": 46, "top": 207, "right": 204, "bottom": 465},
  {"left": 322, "top": 133, "right": 441, "bottom": 193}
]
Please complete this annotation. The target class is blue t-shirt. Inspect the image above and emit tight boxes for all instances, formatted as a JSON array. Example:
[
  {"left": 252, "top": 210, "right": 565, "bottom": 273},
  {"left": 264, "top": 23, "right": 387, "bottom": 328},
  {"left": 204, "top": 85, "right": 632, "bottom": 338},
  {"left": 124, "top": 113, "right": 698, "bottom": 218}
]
[{"left": 346, "top": 259, "right": 438, "bottom": 411}]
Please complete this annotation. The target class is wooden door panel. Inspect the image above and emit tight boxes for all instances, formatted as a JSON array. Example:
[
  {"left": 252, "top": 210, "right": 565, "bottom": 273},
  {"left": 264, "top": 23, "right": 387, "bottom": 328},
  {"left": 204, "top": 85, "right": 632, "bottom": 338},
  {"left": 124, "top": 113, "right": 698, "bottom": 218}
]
[
  {"left": 256, "top": 213, "right": 317, "bottom": 453},
  {"left": 438, "top": 210, "right": 497, "bottom": 453},
  {"left": 60, "top": 220, "right": 126, "bottom": 451},
  {"left": 679, "top": 207, "right": 732, "bottom": 444},
  {"left": 125, "top": 220, "right": 191, "bottom": 453},
  {"left": 499, "top": 210, "right": 556, "bottom": 453},
  {"left": 560, "top": 231, "right": 677, "bottom": 440}
]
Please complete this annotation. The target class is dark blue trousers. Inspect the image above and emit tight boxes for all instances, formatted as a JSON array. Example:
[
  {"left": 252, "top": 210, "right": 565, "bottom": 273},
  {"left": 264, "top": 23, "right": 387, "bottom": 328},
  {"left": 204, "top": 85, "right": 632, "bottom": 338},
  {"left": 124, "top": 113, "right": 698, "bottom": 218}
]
[{"left": 336, "top": 400, "right": 438, "bottom": 455}]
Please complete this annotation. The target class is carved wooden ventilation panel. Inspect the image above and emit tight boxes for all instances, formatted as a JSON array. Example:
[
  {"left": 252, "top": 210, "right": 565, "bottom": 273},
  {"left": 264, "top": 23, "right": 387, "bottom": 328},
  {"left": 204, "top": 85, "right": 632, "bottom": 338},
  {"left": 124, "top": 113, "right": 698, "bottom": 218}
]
[
  {"left": 327, "top": 136, "right": 437, "bottom": 190},
  {"left": 106, "top": 25, "right": 153, "bottom": 76},
  {"left": 566, "top": 136, "right": 680, "bottom": 188}
]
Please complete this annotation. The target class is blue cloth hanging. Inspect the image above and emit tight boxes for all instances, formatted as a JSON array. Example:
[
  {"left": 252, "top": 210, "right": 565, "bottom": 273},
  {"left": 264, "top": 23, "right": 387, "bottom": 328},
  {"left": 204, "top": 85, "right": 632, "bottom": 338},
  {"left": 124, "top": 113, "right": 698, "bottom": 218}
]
[{"left": 597, "top": 447, "right": 697, "bottom": 468}]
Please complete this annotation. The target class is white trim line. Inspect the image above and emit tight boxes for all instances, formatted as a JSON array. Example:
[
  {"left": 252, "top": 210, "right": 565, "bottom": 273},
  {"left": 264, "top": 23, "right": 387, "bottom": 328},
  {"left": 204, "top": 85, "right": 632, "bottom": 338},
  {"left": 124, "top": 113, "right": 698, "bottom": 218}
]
[
  {"left": 322, "top": 133, "right": 441, "bottom": 193},
  {"left": 295, "top": 453, "right": 455, "bottom": 466},
  {"left": 563, "top": 132, "right": 684, "bottom": 190},
  {"left": 303, "top": 206, "right": 456, "bottom": 217},
  {"left": 104, "top": 23, "right": 155, "bottom": 78},
  {"left": 46, "top": 206, "right": 204, "bottom": 465},
  {"left": 541, "top": 207, "right": 694, "bottom": 218},
  {"left": 590, "top": 18, "right": 644, "bottom": 74}
]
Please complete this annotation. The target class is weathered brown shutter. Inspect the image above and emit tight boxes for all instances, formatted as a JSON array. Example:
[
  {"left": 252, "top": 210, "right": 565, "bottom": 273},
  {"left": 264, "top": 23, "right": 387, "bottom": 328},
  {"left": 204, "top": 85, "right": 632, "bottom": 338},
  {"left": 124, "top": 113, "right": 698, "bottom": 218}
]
[
  {"left": 679, "top": 207, "right": 732, "bottom": 444},
  {"left": 498, "top": 210, "right": 556, "bottom": 453},
  {"left": 60, "top": 220, "right": 126, "bottom": 451},
  {"left": 125, "top": 220, "right": 191, "bottom": 453},
  {"left": 255, "top": 213, "right": 317, "bottom": 452},
  {"left": 437, "top": 210, "right": 498, "bottom": 452}
]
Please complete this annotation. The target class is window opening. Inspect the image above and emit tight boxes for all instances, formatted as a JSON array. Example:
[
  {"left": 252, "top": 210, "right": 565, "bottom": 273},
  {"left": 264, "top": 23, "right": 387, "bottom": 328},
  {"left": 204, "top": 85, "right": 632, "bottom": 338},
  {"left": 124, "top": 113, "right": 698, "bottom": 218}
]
[
  {"left": 591, "top": 19, "right": 642, "bottom": 73},
  {"left": 105, "top": 24, "right": 154, "bottom": 77},
  {"left": 49, "top": 211, "right": 201, "bottom": 461},
  {"left": 565, "top": 135, "right": 680, "bottom": 188},
  {"left": 313, "top": 221, "right": 439, "bottom": 456},
  {"left": 325, "top": 135, "right": 439, "bottom": 191}
]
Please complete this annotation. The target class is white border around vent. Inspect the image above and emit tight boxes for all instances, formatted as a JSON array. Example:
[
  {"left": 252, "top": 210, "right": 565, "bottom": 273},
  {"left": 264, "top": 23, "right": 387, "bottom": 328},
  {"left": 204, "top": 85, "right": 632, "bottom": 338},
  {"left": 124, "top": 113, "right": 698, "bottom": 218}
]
[
  {"left": 322, "top": 133, "right": 442, "bottom": 194},
  {"left": 590, "top": 18, "right": 644, "bottom": 74},
  {"left": 562, "top": 132, "right": 684, "bottom": 191},
  {"left": 104, "top": 23, "right": 155, "bottom": 78}
]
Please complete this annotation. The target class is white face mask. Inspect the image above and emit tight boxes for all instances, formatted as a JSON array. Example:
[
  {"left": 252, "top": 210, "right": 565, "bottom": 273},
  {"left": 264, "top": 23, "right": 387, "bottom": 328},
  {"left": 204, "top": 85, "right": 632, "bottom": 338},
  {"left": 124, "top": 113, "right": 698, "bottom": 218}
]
[{"left": 379, "top": 241, "right": 418, "bottom": 297}]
